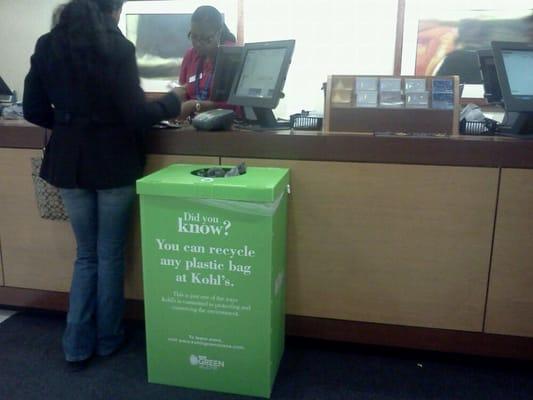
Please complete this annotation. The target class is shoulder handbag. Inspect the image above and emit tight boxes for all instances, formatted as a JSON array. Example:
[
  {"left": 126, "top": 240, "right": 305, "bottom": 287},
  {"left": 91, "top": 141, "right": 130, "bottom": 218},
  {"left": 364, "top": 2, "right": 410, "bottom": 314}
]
[{"left": 30, "top": 129, "right": 69, "bottom": 221}]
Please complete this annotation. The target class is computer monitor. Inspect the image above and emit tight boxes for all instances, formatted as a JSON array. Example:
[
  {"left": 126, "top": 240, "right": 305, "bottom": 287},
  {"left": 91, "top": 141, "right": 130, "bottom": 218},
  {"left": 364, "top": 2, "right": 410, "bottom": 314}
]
[
  {"left": 210, "top": 46, "right": 243, "bottom": 102},
  {"left": 0, "top": 75, "right": 13, "bottom": 102},
  {"left": 477, "top": 50, "right": 502, "bottom": 104},
  {"left": 228, "top": 40, "right": 295, "bottom": 128},
  {"left": 491, "top": 41, "right": 533, "bottom": 135}
]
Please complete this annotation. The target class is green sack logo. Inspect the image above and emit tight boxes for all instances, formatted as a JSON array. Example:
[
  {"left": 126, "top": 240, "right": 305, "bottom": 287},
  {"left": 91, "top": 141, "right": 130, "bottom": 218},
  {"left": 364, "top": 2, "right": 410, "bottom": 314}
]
[{"left": 189, "top": 354, "right": 225, "bottom": 370}]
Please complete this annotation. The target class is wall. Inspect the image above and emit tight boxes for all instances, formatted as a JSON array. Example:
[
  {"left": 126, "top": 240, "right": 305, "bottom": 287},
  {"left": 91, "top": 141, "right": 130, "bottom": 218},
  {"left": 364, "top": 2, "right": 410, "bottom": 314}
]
[
  {"left": 0, "top": 0, "right": 65, "bottom": 98},
  {"left": 244, "top": 0, "right": 398, "bottom": 117},
  {"left": 0, "top": 0, "right": 398, "bottom": 115}
]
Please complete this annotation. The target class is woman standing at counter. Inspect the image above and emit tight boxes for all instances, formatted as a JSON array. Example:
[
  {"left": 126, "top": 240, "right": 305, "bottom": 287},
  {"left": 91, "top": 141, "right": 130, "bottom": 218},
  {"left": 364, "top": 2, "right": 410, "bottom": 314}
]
[
  {"left": 23, "top": 0, "right": 181, "bottom": 370},
  {"left": 176, "top": 5, "right": 237, "bottom": 120}
]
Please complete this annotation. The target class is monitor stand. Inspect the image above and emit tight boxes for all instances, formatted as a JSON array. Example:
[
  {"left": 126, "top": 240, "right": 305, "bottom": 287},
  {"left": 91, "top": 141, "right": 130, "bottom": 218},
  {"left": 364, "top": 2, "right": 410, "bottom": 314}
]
[
  {"left": 242, "top": 107, "right": 290, "bottom": 130},
  {"left": 497, "top": 112, "right": 533, "bottom": 137}
]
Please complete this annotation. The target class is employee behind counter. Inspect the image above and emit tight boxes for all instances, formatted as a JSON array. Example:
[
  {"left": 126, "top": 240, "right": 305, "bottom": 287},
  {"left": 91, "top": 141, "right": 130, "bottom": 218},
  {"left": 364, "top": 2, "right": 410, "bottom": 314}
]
[{"left": 174, "top": 5, "right": 237, "bottom": 121}]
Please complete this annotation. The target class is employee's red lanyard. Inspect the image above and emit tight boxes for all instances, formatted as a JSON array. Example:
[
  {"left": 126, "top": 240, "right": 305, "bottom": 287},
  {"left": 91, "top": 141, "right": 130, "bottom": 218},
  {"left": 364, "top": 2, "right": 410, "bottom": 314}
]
[{"left": 194, "top": 56, "right": 212, "bottom": 101}]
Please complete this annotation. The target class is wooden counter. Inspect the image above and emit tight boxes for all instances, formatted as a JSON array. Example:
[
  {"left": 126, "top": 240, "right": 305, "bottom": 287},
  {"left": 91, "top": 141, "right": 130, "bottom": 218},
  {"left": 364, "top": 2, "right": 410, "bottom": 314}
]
[
  {"left": 1, "top": 120, "right": 532, "bottom": 359},
  {"left": 2, "top": 121, "right": 533, "bottom": 169}
]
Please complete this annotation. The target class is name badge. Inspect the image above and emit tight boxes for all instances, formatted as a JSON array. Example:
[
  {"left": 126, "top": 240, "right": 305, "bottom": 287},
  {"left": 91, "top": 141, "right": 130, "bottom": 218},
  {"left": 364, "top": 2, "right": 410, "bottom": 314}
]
[{"left": 188, "top": 73, "right": 203, "bottom": 83}]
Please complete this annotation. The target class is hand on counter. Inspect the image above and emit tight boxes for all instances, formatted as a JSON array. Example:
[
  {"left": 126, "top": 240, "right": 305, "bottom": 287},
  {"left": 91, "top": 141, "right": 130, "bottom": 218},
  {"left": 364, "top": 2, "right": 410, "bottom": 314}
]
[{"left": 177, "top": 100, "right": 216, "bottom": 121}]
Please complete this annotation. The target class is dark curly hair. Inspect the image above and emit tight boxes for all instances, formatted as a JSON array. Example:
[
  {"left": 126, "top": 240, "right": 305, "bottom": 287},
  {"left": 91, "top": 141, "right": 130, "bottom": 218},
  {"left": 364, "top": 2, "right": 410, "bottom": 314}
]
[
  {"left": 55, "top": 0, "right": 123, "bottom": 53},
  {"left": 50, "top": 0, "right": 124, "bottom": 109}
]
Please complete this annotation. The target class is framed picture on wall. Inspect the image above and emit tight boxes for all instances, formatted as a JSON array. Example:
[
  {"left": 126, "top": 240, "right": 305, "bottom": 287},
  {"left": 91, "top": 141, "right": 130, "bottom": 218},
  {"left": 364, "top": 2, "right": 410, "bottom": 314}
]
[{"left": 400, "top": 0, "right": 533, "bottom": 99}]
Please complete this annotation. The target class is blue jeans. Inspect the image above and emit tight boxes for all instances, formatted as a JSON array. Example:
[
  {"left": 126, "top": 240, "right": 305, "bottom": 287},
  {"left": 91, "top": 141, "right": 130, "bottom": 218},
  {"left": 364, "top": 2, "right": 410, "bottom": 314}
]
[{"left": 60, "top": 186, "right": 136, "bottom": 362}]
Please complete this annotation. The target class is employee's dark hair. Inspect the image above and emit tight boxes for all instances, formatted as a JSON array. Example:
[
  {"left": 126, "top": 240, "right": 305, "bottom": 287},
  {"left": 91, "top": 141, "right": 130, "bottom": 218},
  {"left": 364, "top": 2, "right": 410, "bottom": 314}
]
[
  {"left": 191, "top": 5, "right": 236, "bottom": 43},
  {"left": 50, "top": 0, "right": 124, "bottom": 107}
]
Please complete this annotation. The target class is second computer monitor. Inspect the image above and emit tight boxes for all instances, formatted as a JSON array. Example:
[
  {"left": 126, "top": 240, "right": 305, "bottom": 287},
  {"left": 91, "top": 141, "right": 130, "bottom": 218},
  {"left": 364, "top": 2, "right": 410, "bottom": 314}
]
[
  {"left": 492, "top": 41, "right": 533, "bottom": 112},
  {"left": 478, "top": 49, "right": 502, "bottom": 104},
  {"left": 228, "top": 40, "right": 295, "bottom": 128},
  {"left": 0, "top": 75, "right": 13, "bottom": 102},
  {"left": 210, "top": 45, "right": 243, "bottom": 102}
]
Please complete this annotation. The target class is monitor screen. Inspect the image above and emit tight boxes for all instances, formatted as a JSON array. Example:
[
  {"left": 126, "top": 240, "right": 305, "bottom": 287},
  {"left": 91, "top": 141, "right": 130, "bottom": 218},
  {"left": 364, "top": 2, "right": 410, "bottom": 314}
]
[
  {"left": 228, "top": 40, "right": 295, "bottom": 111},
  {"left": 234, "top": 48, "right": 287, "bottom": 99},
  {"left": 227, "top": 40, "right": 295, "bottom": 128},
  {"left": 501, "top": 50, "right": 533, "bottom": 97},
  {"left": 210, "top": 46, "right": 243, "bottom": 102}
]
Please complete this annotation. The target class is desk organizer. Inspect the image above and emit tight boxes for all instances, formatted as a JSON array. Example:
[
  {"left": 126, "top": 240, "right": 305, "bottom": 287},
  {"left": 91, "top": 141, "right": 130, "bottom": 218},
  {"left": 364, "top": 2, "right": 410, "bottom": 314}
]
[{"left": 324, "top": 75, "right": 460, "bottom": 135}]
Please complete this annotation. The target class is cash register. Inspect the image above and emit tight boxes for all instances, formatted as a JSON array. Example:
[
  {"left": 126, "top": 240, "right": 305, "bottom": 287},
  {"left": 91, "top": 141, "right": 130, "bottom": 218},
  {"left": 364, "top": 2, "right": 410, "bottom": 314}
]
[{"left": 478, "top": 41, "right": 533, "bottom": 136}]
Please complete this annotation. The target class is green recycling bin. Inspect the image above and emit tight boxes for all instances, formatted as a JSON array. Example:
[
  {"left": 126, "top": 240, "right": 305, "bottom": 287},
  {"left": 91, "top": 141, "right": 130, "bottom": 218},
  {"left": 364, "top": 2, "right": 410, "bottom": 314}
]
[{"left": 136, "top": 164, "right": 290, "bottom": 398}]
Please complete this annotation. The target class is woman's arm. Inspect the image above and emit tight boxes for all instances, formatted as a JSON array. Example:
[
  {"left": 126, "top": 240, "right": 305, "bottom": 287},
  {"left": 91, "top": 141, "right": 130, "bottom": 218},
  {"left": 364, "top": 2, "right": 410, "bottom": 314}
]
[
  {"left": 23, "top": 37, "right": 54, "bottom": 129},
  {"left": 113, "top": 41, "right": 181, "bottom": 129}
]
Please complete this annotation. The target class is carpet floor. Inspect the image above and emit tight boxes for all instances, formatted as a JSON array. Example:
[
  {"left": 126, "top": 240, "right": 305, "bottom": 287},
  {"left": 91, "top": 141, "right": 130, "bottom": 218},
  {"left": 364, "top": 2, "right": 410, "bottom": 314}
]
[{"left": 0, "top": 311, "right": 531, "bottom": 400}]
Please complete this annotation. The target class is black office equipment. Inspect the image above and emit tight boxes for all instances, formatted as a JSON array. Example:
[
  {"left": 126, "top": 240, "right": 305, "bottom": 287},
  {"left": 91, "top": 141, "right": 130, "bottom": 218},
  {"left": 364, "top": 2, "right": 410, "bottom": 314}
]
[
  {"left": 0, "top": 75, "right": 14, "bottom": 102},
  {"left": 460, "top": 118, "right": 498, "bottom": 135},
  {"left": 491, "top": 41, "right": 533, "bottom": 136},
  {"left": 478, "top": 49, "right": 502, "bottom": 104},
  {"left": 210, "top": 46, "right": 243, "bottom": 102},
  {"left": 228, "top": 40, "right": 295, "bottom": 129},
  {"left": 290, "top": 110, "right": 323, "bottom": 131}
]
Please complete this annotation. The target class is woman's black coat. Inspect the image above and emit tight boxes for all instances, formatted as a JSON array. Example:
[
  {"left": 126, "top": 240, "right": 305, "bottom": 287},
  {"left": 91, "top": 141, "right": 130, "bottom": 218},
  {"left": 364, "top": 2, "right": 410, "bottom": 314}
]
[{"left": 23, "top": 22, "right": 180, "bottom": 189}]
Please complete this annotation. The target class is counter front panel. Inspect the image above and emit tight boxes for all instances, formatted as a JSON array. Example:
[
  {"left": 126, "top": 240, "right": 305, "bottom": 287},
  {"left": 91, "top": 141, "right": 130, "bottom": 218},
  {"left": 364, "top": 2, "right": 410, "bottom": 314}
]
[
  {"left": 486, "top": 168, "right": 533, "bottom": 337},
  {"left": 224, "top": 158, "right": 499, "bottom": 332}
]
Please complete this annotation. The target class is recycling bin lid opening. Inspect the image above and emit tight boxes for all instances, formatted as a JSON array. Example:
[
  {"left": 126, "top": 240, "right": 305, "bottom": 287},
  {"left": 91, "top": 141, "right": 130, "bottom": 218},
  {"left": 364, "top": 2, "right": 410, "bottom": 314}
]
[{"left": 192, "top": 165, "right": 247, "bottom": 178}]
